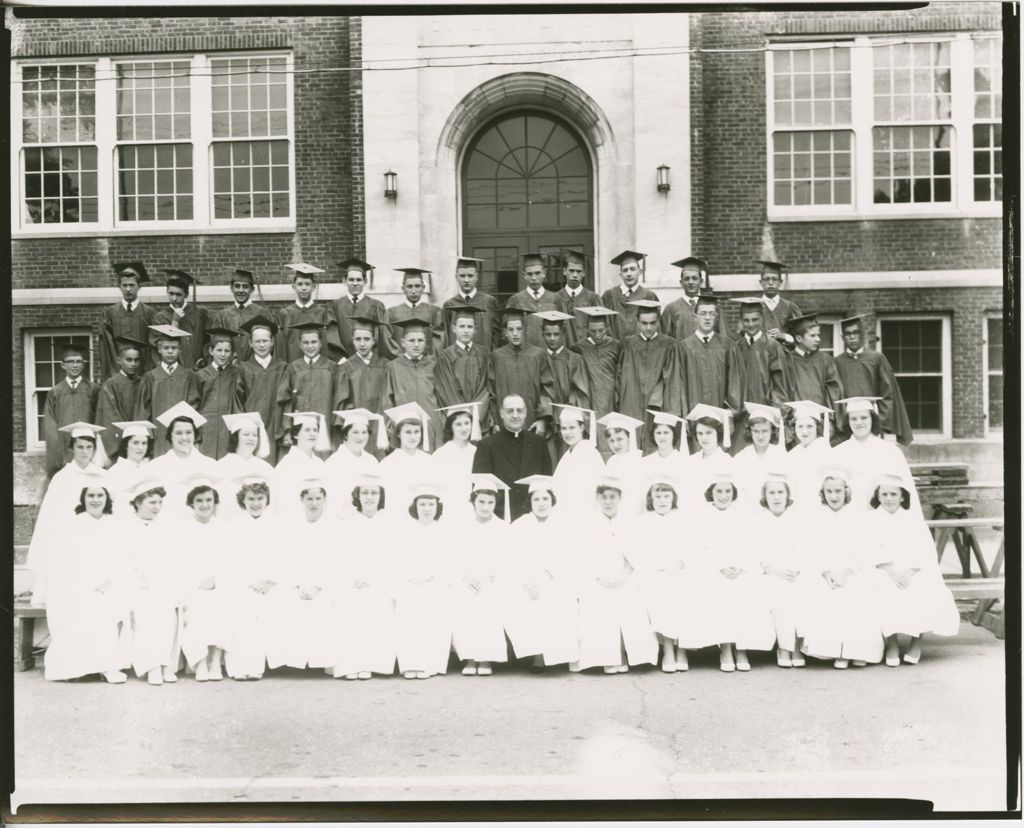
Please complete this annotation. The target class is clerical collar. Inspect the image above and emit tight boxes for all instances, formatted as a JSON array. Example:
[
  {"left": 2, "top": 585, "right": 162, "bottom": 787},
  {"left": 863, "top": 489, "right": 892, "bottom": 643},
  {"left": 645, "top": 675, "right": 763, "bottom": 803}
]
[
  {"left": 305, "top": 355, "right": 320, "bottom": 365},
  {"left": 547, "top": 346, "right": 564, "bottom": 356},
  {"left": 456, "top": 340, "right": 472, "bottom": 351},
  {"left": 746, "top": 331, "right": 763, "bottom": 344},
  {"left": 762, "top": 294, "right": 781, "bottom": 311},
  {"left": 504, "top": 427, "right": 522, "bottom": 439},
  {"left": 640, "top": 332, "right": 657, "bottom": 342},
  {"left": 294, "top": 299, "right": 314, "bottom": 310},
  {"left": 254, "top": 353, "right": 272, "bottom": 368}
]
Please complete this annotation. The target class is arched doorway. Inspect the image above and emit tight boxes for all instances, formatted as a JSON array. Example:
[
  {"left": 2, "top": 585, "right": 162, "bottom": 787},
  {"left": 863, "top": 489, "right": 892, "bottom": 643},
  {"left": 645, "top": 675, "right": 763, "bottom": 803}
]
[{"left": 461, "top": 111, "right": 595, "bottom": 304}]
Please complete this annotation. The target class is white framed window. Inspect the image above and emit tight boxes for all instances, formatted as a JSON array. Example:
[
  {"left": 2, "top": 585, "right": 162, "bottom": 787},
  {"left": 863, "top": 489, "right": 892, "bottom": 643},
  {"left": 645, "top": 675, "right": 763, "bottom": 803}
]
[
  {"left": 815, "top": 313, "right": 843, "bottom": 357},
  {"left": 11, "top": 51, "right": 296, "bottom": 236},
  {"left": 875, "top": 314, "right": 952, "bottom": 438},
  {"left": 24, "top": 329, "right": 95, "bottom": 451},
  {"left": 767, "top": 33, "right": 1003, "bottom": 220},
  {"left": 983, "top": 315, "right": 1003, "bottom": 434}
]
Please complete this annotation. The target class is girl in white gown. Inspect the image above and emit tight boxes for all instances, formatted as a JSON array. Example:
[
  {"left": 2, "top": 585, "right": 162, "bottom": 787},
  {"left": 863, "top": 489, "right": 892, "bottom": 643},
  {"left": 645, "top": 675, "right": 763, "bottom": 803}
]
[
  {"left": 432, "top": 403, "right": 481, "bottom": 522},
  {"left": 575, "top": 477, "right": 658, "bottom": 673},
  {"left": 174, "top": 475, "right": 232, "bottom": 681},
  {"left": 503, "top": 476, "right": 580, "bottom": 672},
  {"left": 324, "top": 409, "right": 385, "bottom": 519},
  {"left": 380, "top": 403, "right": 437, "bottom": 513},
  {"left": 216, "top": 412, "right": 277, "bottom": 512},
  {"left": 264, "top": 478, "right": 336, "bottom": 671},
  {"left": 867, "top": 472, "right": 960, "bottom": 666},
  {"left": 600, "top": 413, "right": 646, "bottom": 517},
  {"left": 639, "top": 411, "right": 687, "bottom": 481},
  {"left": 274, "top": 412, "right": 329, "bottom": 522},
  {"left": 43, "top": 481, "right": 131, "bottom": 683},
  {"left": 832, "top": 397, "right": 918, "bottom": 511},
  {"left": 799, "top": 467, "right": 886, "bottom": 668},
  {"left": 783, "top": 400, "right": 834, "bottom": 509},
  {"left": 392, "top": 484, "right": 453, "bottom": 679},
  {"left": 145, "top": 402, "right": 218, "bottom": 521},
  {"left": 27, "top": 423, "right": 109, "bottom": 608},
  {"left": 551, "top": 405, "right": 604, "bottom": 519},
  {"left": 731, "top": 403, "right": 788, "bottom": 513},
  {"left": 121, "top": 478, "right": 182, "bottom": 686},
  {"left": 222, "top": 479, "right": 280, "bottom": 680},
  {"left": 331, "top": 474, "right": 397, "bottom": 679},
  {"left": 680, "top": 404, "right": 734, "bottom": 506},
  {"left": 450, "top": 474, "right": 511, "bottom": 676},
  {"left": 104, "top": 421, "right": 156, "bottom": 515},
  {"left": 694, "top": 472, "right": 776, "bottom": 671}
]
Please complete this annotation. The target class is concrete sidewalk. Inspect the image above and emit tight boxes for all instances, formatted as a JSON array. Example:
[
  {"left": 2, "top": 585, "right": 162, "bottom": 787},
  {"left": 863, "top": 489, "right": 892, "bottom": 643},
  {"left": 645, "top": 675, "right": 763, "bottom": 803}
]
[{"left": 12, "top": 622, "right": 1008, "bottom": 813}]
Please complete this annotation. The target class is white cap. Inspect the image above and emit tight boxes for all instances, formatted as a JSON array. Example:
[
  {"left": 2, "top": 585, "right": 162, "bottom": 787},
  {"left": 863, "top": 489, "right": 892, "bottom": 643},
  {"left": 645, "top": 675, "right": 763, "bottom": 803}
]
[
  {"left": 647, "top": 410, "right": 685, "bottom": 428},
  {"left": 334, "top": 408, "right": 389, "bottom": 451},
  {"left": 515, "top": 474, "right": 557, "bottom": 495},
  {"left": 784, "top": 399, "right": 833, "bottom": 443},
  {"left": 127, "top": 476, "right": 167, "bottom": 502},
  {"left": 685, "top": 403, "right": 733, "bottom": 449},
  {"left": 435, "top": 401, "right": 483, "bottom": 443},
  {"left": 743, "top": 402, "right": 783, "bottom": 429},
  {"left": 284, "top": 411, "right": 332, "bottom": 453},
  {"left": 470, "top": 473, "right": 510, "bottom": 524},
  {"left": 553, "top": 403, "right": 596, "bottom": 443},
  {"left": 222, "top": 412, "right": 271, "bottom": 459},
  {"left": 384, "top": 401, "right": 432, "bottom": 452},
  {"left": 155, "top": 401, "right": 207, "bottom": 430},
  {"left": 598, "top": 412, "right": 644, "bottom": 453},
  {"left": 111, "top": 420, "right": 157, "bottom": 440},
  {"left": 59, "top": 422, "right": 109, "bottom": 468},
  {"left": 835, "top": 396, "right": 882, "bottom": 414}
]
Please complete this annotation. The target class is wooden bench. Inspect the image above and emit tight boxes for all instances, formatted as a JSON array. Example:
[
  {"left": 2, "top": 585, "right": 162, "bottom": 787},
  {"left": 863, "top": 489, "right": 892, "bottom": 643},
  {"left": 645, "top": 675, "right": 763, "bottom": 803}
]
[{"left": 13, "top": 602, "right": 45, "bottom": 672}]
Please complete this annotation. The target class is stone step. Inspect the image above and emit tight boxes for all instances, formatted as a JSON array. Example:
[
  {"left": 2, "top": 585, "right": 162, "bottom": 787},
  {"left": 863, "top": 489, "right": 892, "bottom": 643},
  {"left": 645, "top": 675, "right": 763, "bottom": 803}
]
[{"left": 905, "top": 439, "right": 1003, "bottom": 483}]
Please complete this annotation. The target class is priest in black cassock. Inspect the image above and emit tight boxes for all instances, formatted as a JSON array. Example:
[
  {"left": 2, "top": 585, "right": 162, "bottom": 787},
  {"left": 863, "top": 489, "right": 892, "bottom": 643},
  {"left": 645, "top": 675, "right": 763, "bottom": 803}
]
[
  {"left": 600, "top": 250, "right": 660, "bottom": 342},
  {"left": 471, "top": 393, "right": 552, "bottom": 520},
  {"left": 570, "top": 306, "right": 621, "bottom": 455},
  {"left": 725, "top": 297, "right": 787, "bottom": 452},
  {"left": 98, "top": 262, "right": 157, "bottom": 380},
  {"left": 435, "top": 305, "right": 492, "bottom": 433},
  {"left": 237, "top": 315, "right": 289, "bottom": 465},
  {"left": 552, "top": 250, "right": 601, "bottom": 347},
  {"left": 779, "top": 313, "right": 844, "bottom": 414},
  {"left": 834, "top": 314, "right": 914, "bottom": 445},
  {"left": 211, "top": 268, "right": 277, "bottom": 364},
  {"left": 487, "top": 308, "right": 550, "bottom": 435},
  {"left": 42, "top": 344, "right": 99, "bottom": 476},
  {"left": 95, "top": 336, "right": 146, "bottom": 460},
  {"left": 442, "top": 256, "right": 503, "bottom": 352}
]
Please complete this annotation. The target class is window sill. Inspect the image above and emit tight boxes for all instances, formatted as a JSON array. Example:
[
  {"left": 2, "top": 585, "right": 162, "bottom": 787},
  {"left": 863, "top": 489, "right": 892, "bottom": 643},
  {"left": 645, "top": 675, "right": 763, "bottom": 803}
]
[
  {"left": 768, "top": 209, "right": 1002, "bottom": 223},
  {"left": 11, "top": 224, "right": 297, "bottom": 240}
]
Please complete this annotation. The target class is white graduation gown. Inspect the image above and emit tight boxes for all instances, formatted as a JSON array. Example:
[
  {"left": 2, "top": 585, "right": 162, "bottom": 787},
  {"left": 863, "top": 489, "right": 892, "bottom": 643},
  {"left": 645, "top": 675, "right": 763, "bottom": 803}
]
[
  {"left": 679, "top": 447, "right": 733, "bottom": 508},
  {"left": 448, "top": 514, "right": 510, "bottom": 663},
  {"left": 694, "top": 503, "right": 776, "bottom": 651},
  {"left": 144, "top": 449, "right": 219, "bottom": 521},
  {"left": 331, "top": 511, "right": 398, "bottom": 676},
  {"left": 784, "top": 439, "right": 833, "bottom": 512},
  {"left": 501, "top": 511, "right": 580, "bottom": 665},
  {"left": 552, "top": 440, "right": 605, "bottom": 518},
  {"left": 216, "top": 453, "right": 277, "bottom": 519},
  {"left": 379, "top": 449, "right": 437, "bottom": 515},
  {"left": 832, "top": 435, "right": 919, "bottom": 512},
  {"left": 574, "top": 513, "right": 658, "bottom": 669},
  {"left": 731, "top": 443, "right": 788, "bottom": 514},
  {"left": 43, "top": 513, "right": 132, "bottom": 681},
  {"left": 799, "top": 504, "right": 886, "bottom": 663},
  {"left": 272, "top": 449, "right": 326, "bottom": 521},
  {"left": 323, "top": 445, "right": 380, "bottom": 519},
  {"left": 104, "top": 458, "right": 152, "bottom": 516},
  {"left": 605, "top": 450, "right": 646, "bottom": 516},
  {"left": 868, "top": 507, "right": 960, "bottom": 637},
  {"left": 431, "top": 441, "right": 477, "bottom": 522},
  {"left": 173, "top": 513, "right": 234, "bottom": 668}
]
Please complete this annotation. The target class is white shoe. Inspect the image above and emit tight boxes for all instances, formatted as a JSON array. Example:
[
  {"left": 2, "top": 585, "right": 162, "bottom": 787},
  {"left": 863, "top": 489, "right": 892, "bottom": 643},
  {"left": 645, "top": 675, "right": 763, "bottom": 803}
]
[
  {"left": 477, "top": 664, "right": 493, "bottom": 676},
  {"left": 358, "top": 672, "right": 372, "bottom": 680},
  {"left": 834, "top": 659, "right": 849, "bottom": 670},
  {"left": 147, "top": 669, "right": 163, "bottom": 686},
  {"left": 462, "top": 665, "right": 478, "bottom": 676},
  {"left": 617, "top": 664, "right": 629, "bottom": 673},
  {"left": 162, "top": 668, "right": 178, "bottom": 683},
  {"left": 603, "top": 666, "right": 619, "bottom": 674},
  {"left": 344, "top": 673, "right": 359, "bottom": 680},
  {"left": 103, "top": 670, "right": 127, "bottom": 684}
]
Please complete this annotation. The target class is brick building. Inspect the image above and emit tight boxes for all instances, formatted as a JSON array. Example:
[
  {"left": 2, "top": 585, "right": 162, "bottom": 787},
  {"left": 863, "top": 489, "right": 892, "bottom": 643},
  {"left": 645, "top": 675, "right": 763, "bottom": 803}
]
[{"left": 8, "top": 5, "right": 1008, "bottom": 539}]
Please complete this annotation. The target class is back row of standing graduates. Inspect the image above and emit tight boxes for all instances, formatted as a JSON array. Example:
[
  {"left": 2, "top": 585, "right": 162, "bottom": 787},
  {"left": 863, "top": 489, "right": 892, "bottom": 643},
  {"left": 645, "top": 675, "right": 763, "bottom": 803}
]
[{"left": 43, "top": 251, "right": 914, "bottom": 479}]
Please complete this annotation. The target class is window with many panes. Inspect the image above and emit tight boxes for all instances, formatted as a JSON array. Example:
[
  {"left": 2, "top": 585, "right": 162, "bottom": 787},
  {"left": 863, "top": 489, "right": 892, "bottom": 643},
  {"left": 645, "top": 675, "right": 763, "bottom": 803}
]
[
  {"left": 984, "top": 316, "right": 1003, "bottom": 431},
  {"left": 876, "top": 316, "right": 950, "bottom": 435},
  {"left": 767, "top": 34, "right": 1002, "bottom": 219},
  {"left": 12, "top": 53, "right": 294, "bottom": 233},
  {"left": 24, "top": 330, "right": 94, "bottom": 449}
]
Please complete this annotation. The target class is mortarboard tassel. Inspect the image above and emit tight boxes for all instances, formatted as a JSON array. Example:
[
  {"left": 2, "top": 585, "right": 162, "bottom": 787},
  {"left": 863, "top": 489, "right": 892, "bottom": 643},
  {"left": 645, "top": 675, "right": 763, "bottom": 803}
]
[
  {"left": 314, "top": 414, "right": 332, "bottom": 454},
  {"left": 374, "top": 414, "right": 390, "bottom": 452}
]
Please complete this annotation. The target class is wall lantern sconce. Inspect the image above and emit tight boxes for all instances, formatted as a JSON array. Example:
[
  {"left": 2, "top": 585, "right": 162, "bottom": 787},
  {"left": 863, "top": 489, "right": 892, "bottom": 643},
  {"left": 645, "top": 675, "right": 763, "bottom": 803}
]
[
  {"left": 384, "top": 170, "right": 398, "bottom": 200},
  {"left": 656, "top": 164, "right": 671, "bottom": 193}
]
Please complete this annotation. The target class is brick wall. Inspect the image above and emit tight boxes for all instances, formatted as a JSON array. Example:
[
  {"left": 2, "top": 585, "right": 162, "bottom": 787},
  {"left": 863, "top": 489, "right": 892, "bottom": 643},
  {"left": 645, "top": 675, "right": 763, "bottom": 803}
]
[
  {"left": 691, "top": 2, "right": 1004, "bottom": 273},
  {"left": 9, "top": 11, "right": 365, "bottom": 289}
]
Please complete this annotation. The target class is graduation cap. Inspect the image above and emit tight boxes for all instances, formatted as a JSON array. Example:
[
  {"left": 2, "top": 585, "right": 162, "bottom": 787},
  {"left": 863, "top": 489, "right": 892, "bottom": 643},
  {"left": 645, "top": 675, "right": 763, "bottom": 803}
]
[
  {"left": 222, "top": 412, "right": 272, "bottom": 459},
  {"left": 285, "top": 262, "right": 325, "bottom": 278},
  {"left": 672, "top": 256, "right": 710, "bottom": 289},
  {"left": 352, "top": 471, "right": 387, "bottom": 492},
  {"left": 648, "top": 409, "right": 685, "bottom": 429},
  {"left": 520, "top": 252, "right": 548, "bottom": 268},
  {"left": 410, "top": 480, "right": 446, "bottom": 502},
  {"left": 626, "top": 298, "right": 661, "bottom": 313},
  {"left": 744, "top": 402, "right": 783, "bottom": 432},
  {"left": 640, "top": 470, "right": 683, "bottom": 493},
  {"left": 436, "top": 401, "right": 483, "bottom": 443},
  {"left": 784, "top": 313, "right": 819, "bottom": 336},
  {"left": 148, "top": 324, "right": 191, "bottom": 343},
  {"left": 514, "top": 474, "right": 557, "bottom": 496},
  {"left": 835, "top": 396, "right": 882, "bottom": 415},
  {"left": 178, "top": 470, "right": 222, "bottom": 494},
  {"left": 872, "top": 470, "right": 914, "bottom": 497},
  {"left": 295, "top": 474, "right": 330, "bottom": 499},
  {"left": 693, "top": 292, "right": 720, "bottom": 309},
  {"left": 350, "top": 315, "right": 383, "bottom": 334},
  {"left": 127, "top": 476, "right": 168, "bottom": 503},
  {"left": 340, "top": 257, "right": 375, "bottom": 287},
  {"left": 561, "top": 249, "right": 587, "bottom": 268},
  {"left": 231, "top": 268, "right": 256, "bottom": 284},
  {"left": 598, "top": 412, "right": 645, "bottom": 453},
  {"left": 446, "top": 304, "right": 479, "bottom": 321},
  {"left": 391, "top": 317, "right": 432, "bottom": 335},
  {"left": 239, "top": 314, "right": 279, "bottom": 338},
  {"left": 758, "top": 469, "right": 792, "bottom": 489},
  {"left": 470, "top": 473, "right": 511, "bottom": 523},
  {"left": 814, "top": 461, "right": 854, "bottom": 485},
  {"left": 292, "top": 319, "right": 326, "bottom": 338},
  {"left": 384, "top": 401, "right": 432, "bottom": 452},
  {"left": 114, "top": 335, "right": 149, "bottom": 354},
  {"left": 685, "top": 403, "right": 733, "bottom": 448},
  {"left": 156, "top": 401, "right": 207, "bottom": 430},
  {"left": 499, "top": 306, "right": 529, "bottom": 319},
  {"left": 532, "top": 309, "right": 575, "bottom": 325},
  {"left": 283, "top": 411, "right": 332, "bottom": 453},
  {"left": 575, "top": 305, "right": 618, "bottom": 319},
  {"left": 395, "top": 267, "right": 433, "bottom": 293},
  {"left": 839, "top": 313, "right": 871, "bottom": 330},
  {"left": 594, "top": 472, "right": 625, "bottom": 493},
  {"left": 756, "top": 259, "right": 789, "bottom": 274},
  {"left": 205, "top": 325, "right": 240, "bottom": 345},
  {"left": 113, "top": 262, "right": 150, "bottom": 283},
  {"left": 703, "top": 469, "right": 740, "bottom": 491},
  {"left": 784, "top": 400, "right": 833, "bottom": 442},
  {"left": 332, "top": 408, "right": 390, "bottom": 451},
  {"left": 111, "top": 420, "right": 157, "bottom": 440},
  {"left": 163, "top": 269, "right": 197, "bottom": 292},
  {"left": 610, "top": 250, "right": 646, "bottom": 267},
  {"left": 59, "top": 422, "right": 107, "bottom": 468},
  {"left": 455, "top": 255, "right": 485, "bottom": 271},
  {"left": 731, "top": 296, "right": 765, "bottom": 309},
  {"left": 553, "top": 403, "right": 597, "bottom": 442}
]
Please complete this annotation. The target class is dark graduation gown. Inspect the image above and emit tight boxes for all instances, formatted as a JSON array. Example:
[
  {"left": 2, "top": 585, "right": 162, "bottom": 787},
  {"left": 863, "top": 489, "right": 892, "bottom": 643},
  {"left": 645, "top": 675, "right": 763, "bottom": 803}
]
[
  {"left": 195, "top": 363, "right": 246, "bottom": 460},
  {"left": 725, "top": 333, "right": 787, "bottom": 452},
  {"left": 336, "top": 353, "right": 388, "bottom": 457},
  {"left": 616, "top": 333, "right": 682, "bottom": 452},
  {"left": 211, "top": 302, "right": 278, "bottom": 363},
  {"left": 599, "top": 286, "right": 661, "bottom": 342},
  {"left": 539, "top": 346, "right": 591, "bottom": 463},
  {"left": 238, "top": 356, "right": 289, "bottom": 465},
  {"left": 471, "top": 427, "right": 552, "bottom": 520},
  {"left": 442, "top": 292, "right": 503, "bottom": 352},
  {"left": 553, "top": 286, "right": 602, "bottom": 347},
  {"left": 98, "top": 301, "right": 157, "bottom": 380},
  {"left": 152, "top": 303, "right": 213, "bottom": 371},
  {"left": 382, "top": 353, "right": 443, "bottom": 451},
  {"left": 43, "top": 378, "right": 100, "bottom": 476},
  {"left": 661, "top": 296, "right": 730, "bottom": 341},
  {"left": 95, "top": 372, "right": 142, "bottom": 458},
  {"left": 434, "top": 343, "right": 491, "bottom": 431},
  {"left": 277, "top": 356, "right": 344, "bottom": 449},
  {"left": 678, "top": 333, "right": 731, "bottom": 410},
  {"left": 504, "top": 289, "right": 561, "bottom": 348},
  {"left": 333, "top": 294, "right": 389, "bottom": 359},
  {"left": 133, "top": 364, "right": 201, "bottom": 456},
  {"left": 572, "top": 336, "right": 621, "bottom": 454},
  {"left": 780, "top": 349, "right": 843, "bottom": 408},
  {"left": 835, "top": 349, "right": 914, "bottom": 445},
  {"left": 276, "top": 303, "right": 344, "bottom": 365},
  {"left": 384, "top": 302, "right": 445, "bottom": 358},
  {"left": 488, "top": 344, "right": 549, "bottom": 427},
  {"left": 760, "top": 295, "right": 803, "bottom": 337}
]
